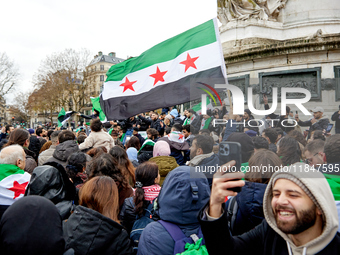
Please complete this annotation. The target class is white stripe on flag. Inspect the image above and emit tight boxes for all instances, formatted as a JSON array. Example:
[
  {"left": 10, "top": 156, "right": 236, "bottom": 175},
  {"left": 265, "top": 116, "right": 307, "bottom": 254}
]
[
  {"left": 102, "top": 41, "right": 223, "bottom": 100},
  {"left": 0, "top": 173, "right": 31, "bottom": 206}
]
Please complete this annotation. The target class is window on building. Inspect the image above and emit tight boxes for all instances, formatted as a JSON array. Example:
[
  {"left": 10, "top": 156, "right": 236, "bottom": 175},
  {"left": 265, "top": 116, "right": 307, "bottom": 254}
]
[
  {"left": 100, "top": 75, "right": 104, "bottom": 81},
  {"left": 100, "top": 65, "right": 104, "bottom": 70}
]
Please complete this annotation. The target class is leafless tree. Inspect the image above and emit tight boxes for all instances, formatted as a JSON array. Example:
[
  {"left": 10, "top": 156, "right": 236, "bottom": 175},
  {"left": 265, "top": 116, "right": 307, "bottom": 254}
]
[
  {"left": 0, "top": 52, "right": 20, "bottom": 97},
  {"left": 31, "top": 48, "right": 91, "bottom": 124}
]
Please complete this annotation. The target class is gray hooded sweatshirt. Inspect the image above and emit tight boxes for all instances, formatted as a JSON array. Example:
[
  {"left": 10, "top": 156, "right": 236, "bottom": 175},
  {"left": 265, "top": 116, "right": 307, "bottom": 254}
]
[{"left": 263, "top": 162, "right": 339, "bottom": 255}]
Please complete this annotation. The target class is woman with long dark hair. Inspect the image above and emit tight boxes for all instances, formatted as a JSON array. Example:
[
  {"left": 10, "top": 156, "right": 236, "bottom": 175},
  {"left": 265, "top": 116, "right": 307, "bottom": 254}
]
[
  {"left": 63, "top": 176, "right": 133, "bottom": 255},
  {"left": 277, "top": 136, "right": 302, "bottom": 166},
  {"left": 88, "top": 153, "right": 133, "bottom": 212},
  {"left": 120, "top": 161, "right": 161, "bottom": 234},
  {"left": 5, "top": 129, "right": 37, "bottom": 173},
  {"left": 109, "top": 146, "right": 136, "bottom": 186},
  {"left": 126, "top": 136, "right": 141, "bottom": 151}
]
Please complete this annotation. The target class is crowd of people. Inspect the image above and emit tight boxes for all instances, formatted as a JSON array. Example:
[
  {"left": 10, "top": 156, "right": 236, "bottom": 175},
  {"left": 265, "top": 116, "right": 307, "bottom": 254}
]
[{"left": 0, "top": 102, "right": 340, "bottom": 254}]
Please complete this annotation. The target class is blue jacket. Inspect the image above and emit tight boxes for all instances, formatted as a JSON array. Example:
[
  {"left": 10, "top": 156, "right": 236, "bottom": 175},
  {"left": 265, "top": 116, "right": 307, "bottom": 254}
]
[
  {"left": 225, "top": 181, "right": 267, "bottom": 236},
  {"left": 137, "top": 166, "right": 210, "bottom": 255},
  {"left": 222, "top": 121, "right": 239, "bottom": 141}
]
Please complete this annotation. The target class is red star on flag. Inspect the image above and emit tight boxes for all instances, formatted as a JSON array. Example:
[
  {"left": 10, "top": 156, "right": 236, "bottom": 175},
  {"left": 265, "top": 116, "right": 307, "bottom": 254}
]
[
  {"left": 178, "top": 134, "right": 184, "bottom": 140},
  {"left": 150, "top": 66, "right": 167, "bottom": 86},
  {"left": 8, "top": 181, "right": 28, "bottom": 199},
  {"left": 120, "top": 77, "right": 137, "bottom": 92},
  {"left": 180, "top": 53, "right": 199, "bottom": 72}
]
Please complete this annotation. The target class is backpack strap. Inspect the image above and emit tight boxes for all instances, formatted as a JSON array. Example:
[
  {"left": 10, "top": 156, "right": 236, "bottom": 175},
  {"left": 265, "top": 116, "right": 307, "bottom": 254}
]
[
  {"left": 158, "top": 220, "right": 186, "bottom": 242},
  {"left": 190, "top": 182, "right": 199, "bottom": 203},
  {"left": 144, "top": 201, "right": 154, "bottom": 217}
]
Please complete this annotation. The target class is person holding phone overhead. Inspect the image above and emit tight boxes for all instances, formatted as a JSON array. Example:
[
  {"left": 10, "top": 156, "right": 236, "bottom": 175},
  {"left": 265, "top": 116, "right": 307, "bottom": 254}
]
[{"left": 331, "top": 106, "right": 340, "bottom": 134}]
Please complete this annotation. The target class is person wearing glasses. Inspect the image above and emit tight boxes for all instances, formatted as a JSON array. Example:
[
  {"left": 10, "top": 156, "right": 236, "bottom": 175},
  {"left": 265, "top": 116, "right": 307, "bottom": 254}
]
[{"left": 303, "top": 139, "right": 325, "bottom": 167}]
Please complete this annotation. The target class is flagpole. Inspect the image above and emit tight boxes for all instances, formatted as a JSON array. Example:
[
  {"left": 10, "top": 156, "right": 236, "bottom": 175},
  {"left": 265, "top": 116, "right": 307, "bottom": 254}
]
[{"left": 227, "top": 89, "right": 232, "bottom": 109}]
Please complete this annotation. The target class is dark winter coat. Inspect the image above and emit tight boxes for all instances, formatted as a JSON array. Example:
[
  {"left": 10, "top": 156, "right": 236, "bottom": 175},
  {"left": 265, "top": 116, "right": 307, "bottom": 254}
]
[
  {"left": 268, "top": 143, "right": 277, "bottom": 153},
  {"left": 137, "top": 166, "right": 210, "bottom": 255},
  {"left": 45, "top": 140, "right": 79, "bottom": 168},
  {"left": 120, "top": 197, "right": 136, "bottom": 234},
  {"left": 158, "top": 136, "right": 190, "bottom": 166},
  {"left": 331, "top": 111, "right": 340, "bottom": 133},
  {"left": 25, "top": 162, "right": 77, "bottom": 219},
  {"left": 64, "top": 205, "right": 133, "bottom": 255},
  {"left": 138, "top": 115, "right": 163, "bottom": 133},
  {"left": 298, "top": 116, "right": 330, "bottom": 138},
  {"left": 0, "top": 196, "right": 69, "bottom": 255},
  {"left": 224, "top": 181, "right": 267, "bottom": 236}
]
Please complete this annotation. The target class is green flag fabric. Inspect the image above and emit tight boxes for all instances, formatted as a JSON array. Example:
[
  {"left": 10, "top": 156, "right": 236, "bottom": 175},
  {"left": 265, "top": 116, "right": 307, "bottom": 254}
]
[
  {"left": 100, "top": 18, "right": 226, "bottom": 120},
  {"left": 91, "top": 96, "right": 107, "bottom": 122}
]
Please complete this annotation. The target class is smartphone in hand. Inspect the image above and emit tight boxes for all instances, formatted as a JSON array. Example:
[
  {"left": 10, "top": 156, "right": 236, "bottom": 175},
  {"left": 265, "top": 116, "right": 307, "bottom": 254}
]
[
  {"left": 219, "top": 141, "right": 242, "bottom": 193},
  {"left": 325, "top": 123, "right": 333, "bottom": 133}
]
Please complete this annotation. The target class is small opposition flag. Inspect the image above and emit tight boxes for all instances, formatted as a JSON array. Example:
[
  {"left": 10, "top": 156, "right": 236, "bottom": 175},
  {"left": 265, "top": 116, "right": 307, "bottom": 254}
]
[
  {"left": 57, "top": 107, "right": 76, "bottom": 127},
  {"left": 100, "top": 18, "right": 226, "bottom": 120},
  {"left": 191, "top": 97, "right": 213, "bottom": 115},
  {"left": 0, "top": 164, "right": 31, "bottom": 206},
  {"left": 91, "top": 96, "right": 107, "bottom": 122}
]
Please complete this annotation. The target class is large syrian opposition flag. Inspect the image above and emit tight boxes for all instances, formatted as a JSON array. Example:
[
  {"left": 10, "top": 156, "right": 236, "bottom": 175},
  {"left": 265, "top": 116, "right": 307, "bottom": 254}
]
[
  {"left": 0, "top": 164, "right": 31, "bottom": 206},
  {"left": 101, "top": 18, "right": 226, "bottom": 120},
  {"left": 57, "top": 107, "right": 76, "bottom": 127}
]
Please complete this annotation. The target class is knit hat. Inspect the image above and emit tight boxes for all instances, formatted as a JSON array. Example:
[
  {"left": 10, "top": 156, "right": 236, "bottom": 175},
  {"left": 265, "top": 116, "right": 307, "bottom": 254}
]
[
  {"left": 245, "top": 129, "right": 257, "bottom": 137},
  {"left": 272, "top": 173, "right": 321, "bottom": 212},
  {"left": 28, "top": 128, "right": 34, "bottom": 135},
  {"left": 170, "top": 109, "right": 178, "bottom": 118}
]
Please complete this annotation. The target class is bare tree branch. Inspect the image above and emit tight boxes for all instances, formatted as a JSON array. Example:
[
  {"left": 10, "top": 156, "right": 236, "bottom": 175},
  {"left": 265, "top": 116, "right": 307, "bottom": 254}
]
[{"left": 0, "top": 52, "right": 20, "bottom": 97}]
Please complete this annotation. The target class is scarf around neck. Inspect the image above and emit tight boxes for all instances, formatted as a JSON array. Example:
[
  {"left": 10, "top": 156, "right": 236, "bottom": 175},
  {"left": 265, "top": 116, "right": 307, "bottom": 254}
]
[
  {"left": 189, "top": 152, "right": 214, "bottom": 166},
  {"left": 142, "top": 184, "right": 161, "bottom": 201}
]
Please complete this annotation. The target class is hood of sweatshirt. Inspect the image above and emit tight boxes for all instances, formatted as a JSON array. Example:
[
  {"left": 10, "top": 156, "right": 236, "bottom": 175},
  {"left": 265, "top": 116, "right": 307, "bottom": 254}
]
[
  {"left": 263, "top": 162, "right": 339, "bottom": 255},
  {"left": 53, "top": 140, "right": 79, "bottom": 162},
  {"left": 157, "top": 166, "right": 210, "bottom": 225}
]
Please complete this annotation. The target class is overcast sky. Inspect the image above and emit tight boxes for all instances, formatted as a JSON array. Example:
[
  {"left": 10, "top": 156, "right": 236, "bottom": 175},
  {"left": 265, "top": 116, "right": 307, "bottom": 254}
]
[{"left": 0, "top": 0, "right": 218, "bottom": 104}]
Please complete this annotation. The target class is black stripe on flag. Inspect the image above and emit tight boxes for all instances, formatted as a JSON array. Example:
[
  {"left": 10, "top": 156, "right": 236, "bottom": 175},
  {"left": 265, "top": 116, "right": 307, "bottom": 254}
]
[{"left": 100, "top": 67, "right": 225, "bottom": 120}]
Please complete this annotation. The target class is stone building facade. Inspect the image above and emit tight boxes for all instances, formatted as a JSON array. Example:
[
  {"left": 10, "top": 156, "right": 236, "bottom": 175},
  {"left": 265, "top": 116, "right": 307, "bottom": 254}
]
[
  {"left": 218, "top": 0, "right": 340, "bottom": 131},
  {"left": 82, "top": 51, "right": 125, "bottom": 115}
]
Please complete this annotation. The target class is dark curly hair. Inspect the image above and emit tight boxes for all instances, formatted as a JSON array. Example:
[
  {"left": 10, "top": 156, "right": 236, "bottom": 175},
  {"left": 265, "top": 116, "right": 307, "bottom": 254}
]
[
  {"left": 66, "top": 151, "right": 87, "bottom": 183},
  {"left": 88, "top": 153, "right": 128, "bottom": 189}
]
